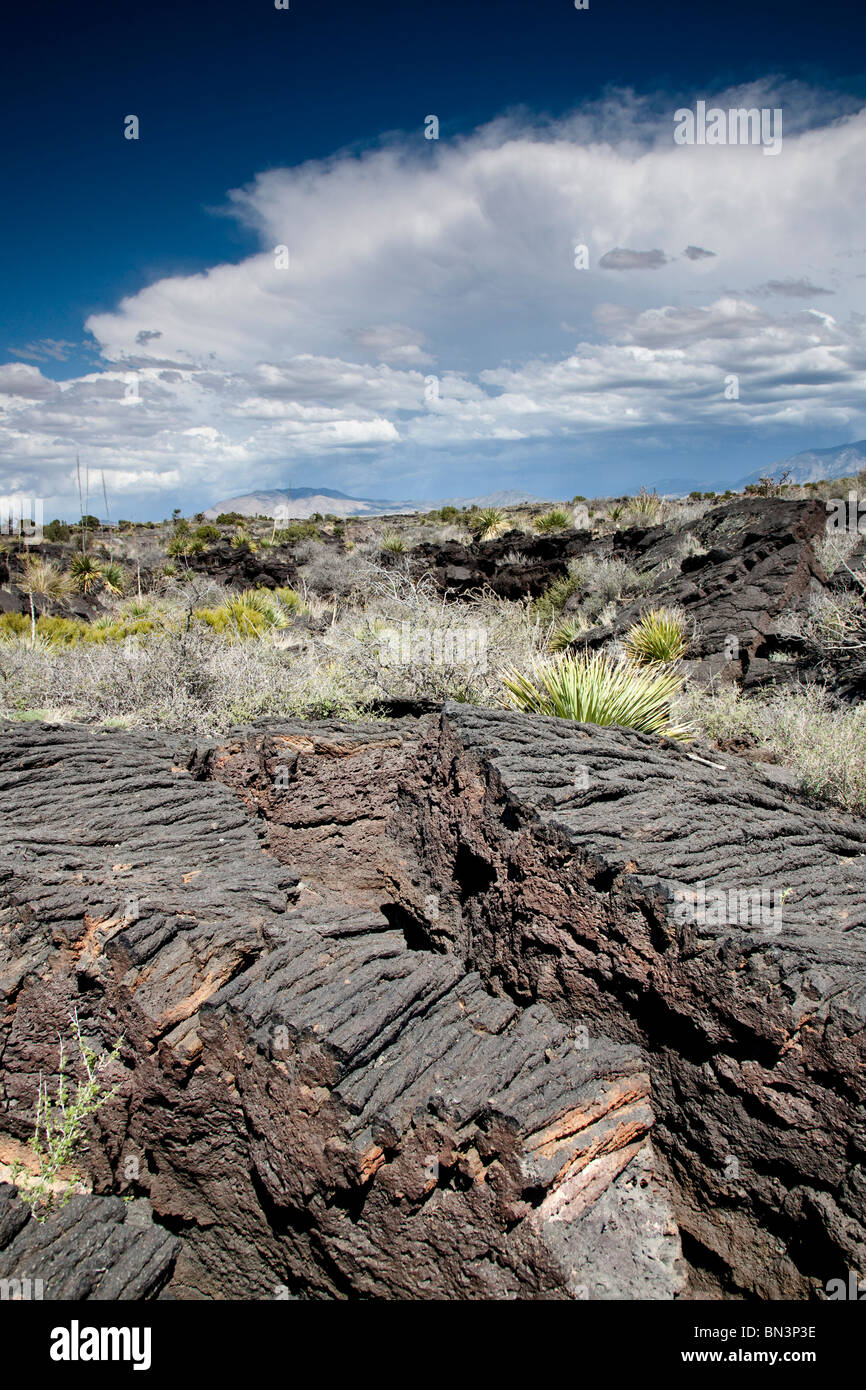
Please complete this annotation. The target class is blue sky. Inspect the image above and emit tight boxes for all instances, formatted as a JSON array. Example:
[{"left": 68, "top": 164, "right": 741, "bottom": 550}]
[{"left": 2, "top": 0, "right": 866, "bottom": 518}]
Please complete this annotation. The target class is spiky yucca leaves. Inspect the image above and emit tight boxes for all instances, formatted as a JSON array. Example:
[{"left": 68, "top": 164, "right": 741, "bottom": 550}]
[
  {"left": 629, "top": 487, "right": 662, "bottom": 522},
  {"left": 380, "top": 530, "right": 406, "bottom": 554},
  {"left": 533, "top": 509, "right": 571, "bottom": 533},
  {"left": 502, "top": 648, "right": 691, "bottom": 739},
  {"left": 21, "top": 557, "right": 73, "bottom": 599},
  {"left": 69, "top": 553, "right": 103, "bottom": 594},
  {"left": 197, "top": 587, "right": 291, "bottom": 639},
  {"left": 624, "top": 607, "right": 689, "bottom": 664},
  {"left": 549, "top": 615, "right": 591, "bottom": 652},
  {"left": 274, "top": 586, "right": 306, "bottom": 613},
  {"left": 100, "top": 563, "right": 126, "bottom": 596},
  {"left": 473, "top": 508, "right": 508, "bottom": 541}
]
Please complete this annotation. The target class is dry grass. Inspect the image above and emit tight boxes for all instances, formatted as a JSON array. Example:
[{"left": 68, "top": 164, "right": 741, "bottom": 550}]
[{"left": 678, "top": 683, "right": 866, "bottom": 812}]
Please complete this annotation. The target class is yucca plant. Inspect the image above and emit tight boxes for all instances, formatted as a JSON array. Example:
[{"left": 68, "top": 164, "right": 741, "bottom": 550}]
[
  {"left": 69, "top": 553, "right": 103, "bottom": 594},
  {"left": 198, "top": 587, "right": 290, "bottom": 639},
  {"left": 380, "top": 530, "right": 406, "bottom": 554},
  {"left": 100, "top": 562, "right": 126, "bottom": 596},
  {"left": 534, "top": 509, "right": 571, "bottom": 533},
  {"left": 624, "top": 608, "right": 689, "bottom": 664},
  {"left": 549, "top": 615, "right": 591, "bottom": 652},
  {"left": 274, "top": 586, "right": 305, "bottom": 613},
  {"left": 607, "top": 504, "right": 626, "bottom": 522},
  {"left": 21, "top": 557, "right": 73, "bottom": 600},
  {"left": 629, "top": 488, "right": 662, "bottom": 522},
  {"left": 473, "top": 508, "right": 508, "bottom": 541},
  {"left": 622, "top": 611, "right": 692, "bottom": 664},
  {"left": 502, "top": 648, "right": 691, "bottom": 739}
]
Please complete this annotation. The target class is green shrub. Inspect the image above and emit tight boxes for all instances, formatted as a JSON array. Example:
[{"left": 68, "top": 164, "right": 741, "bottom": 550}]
[
  {"left": 196, "top": 587, "right": 290, "bottom": 639},
  {"left": 11, "top": 1010, "right": 123, "bottom": 1222},
  {"left": 100, "top": 563, "right": 126, "bottom": 596},
  {"left": 275, "top": 521, "right": 318, "bottom": 544},
  {"left": 624, "top": 608, "right": 689, "bottom": 664},
  {"left": 502, "top": 649, "right": 691, "bottom": 739},
  {"left": 533, "top": 509, "right": 571, "bottom": 533},
  {"left": 472, "top": 508, "right": 508, "bottom": 541},
  {"left": 0, "top": 612, "right": 29, "bottom": 639},
  {"left": 534, "top": 574, "right": 580, "bottom": 624},
  {"left": 274, "top": 586, "right": 305, "bottom": 613}
]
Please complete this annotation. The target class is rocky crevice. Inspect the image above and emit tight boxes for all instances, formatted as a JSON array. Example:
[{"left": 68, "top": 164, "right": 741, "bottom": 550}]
[{"left": 0, "top": 705, "right": 864, "bottom": 1299}]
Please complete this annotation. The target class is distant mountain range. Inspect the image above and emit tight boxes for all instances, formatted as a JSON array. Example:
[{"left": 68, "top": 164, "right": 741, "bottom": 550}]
[
  {"left": 656, "top": 441, "right": 866, "bottom": 497},
  {"left": 204, "top": 487, "right": 547, "bottom": 520},
  {"left": 739, "top": 440, "right": 866, "bottom": 487},
  {"left": 203, "top": 444, "right": 866, "bottom": 520}
]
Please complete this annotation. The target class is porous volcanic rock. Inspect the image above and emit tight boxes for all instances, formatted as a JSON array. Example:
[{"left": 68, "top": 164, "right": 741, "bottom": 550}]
[
  {"left": 2, "top": 701, "right": 864, "bottom": 1300},
  {"left": 186, "top": 540, "right": 299, "bottom": 590},
  {"left": 0, "top": 719, "right": 683, "bottom": 1300},
  {"left": 414, "top": 498, "right": 835, "bottom": 691},
  {"left": 0, "top": 1185, "right": 179, "bottom": 1300},
  {"left": 388, "top": 703, "right": 866, "bottom": 1298},
  {"left": 565, "top": 498, "right": 829, "bottom": 687}
]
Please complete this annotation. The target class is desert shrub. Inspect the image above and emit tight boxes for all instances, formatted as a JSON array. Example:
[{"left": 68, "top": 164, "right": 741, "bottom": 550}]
[
  {"left": 194, "top": 524, "right": 221, "bottom": 542},
  {"left": 533, "top": 509, "right": 571, "bottom": 533},
  {"left": 472, "top": 508, "right": 508, "bottom": 541},
  {"left": 42, "top": 520, "right": 71, "bottom": 543},
  {"left": 296, "top": 546, "right": 367, "bottom": 599},
  {"left": 814, "top": 529, "right": 863, "bottom": 577},
  {"left": 342, "top": 565, "right": 541, "bottom": 706},
  {"left": 215, "top": 512, "right": 246, "bottom": 525},
  {"left": 678, "top": 684, "right": 866, "bottom": 811},
  {"left": 502, "top": 649, "right": 691, "bottom": 739},
  {"left": 275, "top": 520, "right": 319, "bottom": 544},
  {"left": 536, "top": 555, "right": 651, "bottom": 626},
  {"left": 777, "top": 588, "right": 866, "bottom": 664},
  {"left": 624, "top": 608, "right": 689, "bottom": 664},
  {"left": 0, "top": 612, "right": 29, "bottom": 639}
]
